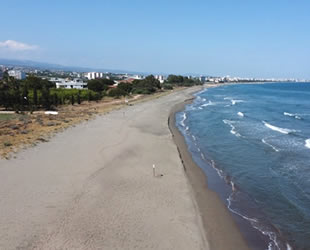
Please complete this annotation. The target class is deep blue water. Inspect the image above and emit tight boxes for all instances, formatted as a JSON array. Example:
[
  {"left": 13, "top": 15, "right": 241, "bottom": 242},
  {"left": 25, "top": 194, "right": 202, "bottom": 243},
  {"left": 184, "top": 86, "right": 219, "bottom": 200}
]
[{"left": 176, "top": 83, "right": 310, "bottom": 250}]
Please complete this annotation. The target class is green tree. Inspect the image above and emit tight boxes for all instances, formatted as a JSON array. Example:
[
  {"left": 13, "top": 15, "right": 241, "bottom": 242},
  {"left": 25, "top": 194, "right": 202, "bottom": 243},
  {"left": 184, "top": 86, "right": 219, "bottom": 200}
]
[
  {"left": 33, "top": 88, "right": 38, "bottom": 106},
  {"left": 71, "top": 94, "right": 75, "bottom": 105},
  {"left": 108, "top": 88, "right": 127, "bottom": 97},
  {"left": 41, "top": 87, "right": 51, "bottom": 110},
  {"left": 52, "top": 93, "right": 58, "bottom": 106},
  {"left": 87, "top": 79, "right": 114, "bottom": 92},
  {"left": 117, "top": 82, "right": 132, "bottom": 94},
  {"left": 88, "top": 91, "right": 92, "bottom": 101},
  {"left": 77, "top": 90, "right": 81, "bottom": 104},
  {"left": 132, "top": 75, "right": 161, "bottom": 94},
  {"left": 22, "top": 85, "right": 29, "bottom": 108}
]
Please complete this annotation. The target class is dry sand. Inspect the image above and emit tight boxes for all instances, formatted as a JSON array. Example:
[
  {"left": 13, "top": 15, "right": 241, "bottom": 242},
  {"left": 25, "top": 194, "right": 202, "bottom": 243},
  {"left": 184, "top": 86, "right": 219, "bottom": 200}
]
[{"left": 0, "top": 86, "right": 248, "bottom": 250}]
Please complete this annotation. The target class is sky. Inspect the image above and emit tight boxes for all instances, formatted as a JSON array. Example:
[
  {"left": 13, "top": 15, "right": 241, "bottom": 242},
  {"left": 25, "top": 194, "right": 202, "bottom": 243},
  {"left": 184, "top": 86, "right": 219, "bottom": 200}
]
[{"left": 0, "top": 0, "right": 309, "bottom": 78}]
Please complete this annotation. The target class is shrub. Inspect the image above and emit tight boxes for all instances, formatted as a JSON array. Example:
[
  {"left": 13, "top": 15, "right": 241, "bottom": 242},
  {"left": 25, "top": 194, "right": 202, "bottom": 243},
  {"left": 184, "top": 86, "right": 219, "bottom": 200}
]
[{"left": 108, "top": 88, "right": 127, "bottom": 97}]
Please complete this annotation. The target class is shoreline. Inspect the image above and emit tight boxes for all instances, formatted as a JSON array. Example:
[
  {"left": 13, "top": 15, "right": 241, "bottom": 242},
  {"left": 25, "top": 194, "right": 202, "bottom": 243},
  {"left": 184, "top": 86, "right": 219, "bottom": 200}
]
[{"left": 168, "top": 94, "right": 249, "bottom": 250}]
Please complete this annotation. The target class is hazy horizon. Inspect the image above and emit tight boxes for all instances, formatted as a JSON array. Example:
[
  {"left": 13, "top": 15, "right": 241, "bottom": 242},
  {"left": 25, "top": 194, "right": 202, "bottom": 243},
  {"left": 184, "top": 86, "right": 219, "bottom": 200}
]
[{"left": 0, "top": 0, "right": 309, "bottom": 79}]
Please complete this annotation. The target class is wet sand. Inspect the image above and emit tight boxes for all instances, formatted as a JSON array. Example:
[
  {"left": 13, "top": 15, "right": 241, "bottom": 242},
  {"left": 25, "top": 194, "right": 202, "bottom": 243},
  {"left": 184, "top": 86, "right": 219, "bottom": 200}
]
[{"left": 168, "top": 99, "right": 249, "bottom": 250}]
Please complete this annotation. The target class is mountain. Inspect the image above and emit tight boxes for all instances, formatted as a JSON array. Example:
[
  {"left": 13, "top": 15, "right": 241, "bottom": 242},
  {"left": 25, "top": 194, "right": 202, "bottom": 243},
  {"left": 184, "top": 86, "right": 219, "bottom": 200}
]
[{"left": 0, "top": 58, "right": 146, "bottom": 75}]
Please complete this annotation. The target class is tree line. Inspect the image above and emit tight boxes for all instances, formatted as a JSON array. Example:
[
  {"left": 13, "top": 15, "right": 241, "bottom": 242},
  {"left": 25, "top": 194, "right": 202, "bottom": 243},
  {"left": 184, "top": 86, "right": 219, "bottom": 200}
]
[
  {"left": 0, "top": 74, "right": 100, "bottom": 111},
  {"left": 0, "top": 72, "right": 202, "bottom": 111}
]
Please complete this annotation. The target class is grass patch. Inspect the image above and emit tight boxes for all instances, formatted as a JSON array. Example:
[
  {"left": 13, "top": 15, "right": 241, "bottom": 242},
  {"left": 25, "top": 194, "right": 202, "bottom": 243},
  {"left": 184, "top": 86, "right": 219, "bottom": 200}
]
[{"left": 0, "top": 114, "right": 18, "bottom": 121}]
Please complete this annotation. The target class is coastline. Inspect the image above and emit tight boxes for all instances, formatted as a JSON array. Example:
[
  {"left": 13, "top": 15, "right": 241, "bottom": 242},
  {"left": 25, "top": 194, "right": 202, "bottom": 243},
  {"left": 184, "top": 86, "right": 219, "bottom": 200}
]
[{"left": 168, "top": 94, "right": 249, "bottom": 250}]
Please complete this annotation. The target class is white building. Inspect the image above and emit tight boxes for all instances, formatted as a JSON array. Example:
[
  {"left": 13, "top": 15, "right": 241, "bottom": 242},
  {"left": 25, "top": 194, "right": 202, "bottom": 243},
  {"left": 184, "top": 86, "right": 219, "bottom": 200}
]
[
  {"left": 55, "top": 79, "right": 87, "bottom": 89},
  {"left": 155, "top": 75, "right": 165, "bottom": 84},
  {"left": 85, "top": 72, "right": 104, "bottom": 80},
  {"left": 8, "top": 70, "right": 26, "bottom": 80}
]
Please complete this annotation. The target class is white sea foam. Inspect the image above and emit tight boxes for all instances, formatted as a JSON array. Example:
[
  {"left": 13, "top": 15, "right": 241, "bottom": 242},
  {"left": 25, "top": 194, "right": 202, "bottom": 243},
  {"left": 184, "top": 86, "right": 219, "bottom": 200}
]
[
  {"left": 305, "top": 139, "right": 310, "bottom": 149},
  {"left": 227, "top": 194, "right": 258, "bottom": 223},
  {"left": 224, "top": 97, "right": 245, "bottom": 106},
  {"left": 227, "top": 192, "right": 282, "bottom": 250},
  {"left": 210, "top": 160, "right": 225, "bottom": 178},
  {"left": 223, "top": 120, "right": 241, "bottom": 137},
  {"left": 180, "top": 112, "right": 187, "bottom": 127},
  {"left": 284, "top": 112, "right": 301, "bottom": 120},
  {"left": 262, "top": 138, "right": 280, "bottom": 152},
  {"left": 192, "top": 135, "right": 196, "bottom": 141},
  {"left": 237, "top": 112, "right": 244, "bottom": 117},
  {"left": 201, "top": 101, "right": 214, "bottom": 107},
  {"left": 231, "top": 99, "right": 244, "bottom": 105},
  {"left": 286, "top": 243, "right": 293, "bottom": 250},
  {"left": 263, "top": 121, "right": 298, "bottom": 135}
]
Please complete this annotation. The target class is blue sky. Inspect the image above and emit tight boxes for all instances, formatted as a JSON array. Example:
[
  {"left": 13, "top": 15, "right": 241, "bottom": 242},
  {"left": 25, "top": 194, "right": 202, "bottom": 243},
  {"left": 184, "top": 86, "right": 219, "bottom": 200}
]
[{"left": 0, "top": 0, "right": 309, "bottom": 78}]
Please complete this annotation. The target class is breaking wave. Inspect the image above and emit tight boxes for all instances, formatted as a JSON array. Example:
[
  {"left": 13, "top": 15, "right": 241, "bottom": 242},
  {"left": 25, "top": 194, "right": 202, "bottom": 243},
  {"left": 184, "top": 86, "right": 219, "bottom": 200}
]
[
  {"left": 284, "top": 112, "right": 301, "bottom": 120},
  {"left": 231, "top": 99, "right": 245, "bottom": 105},
  {"left": 237, "top": 112, "right": 244, "bottom": 117},
  {"left": 223, "top": 120, "right": 241, "bottom": 137},
  {"left": 201, "top": 101, "right": 214, "bottom": 107},
  {"left": 262, "top": 138, "right": 280, "bottom": 152},
  {"left": 263, "top": 121, "right": 299, "bottom": 135},
  {"left": 180, "top": 112, "right": 187, "bottom": 127},
  {"left": 224, "top": 97, "right": 245, "bottom": 105},
  {"left": 305, "top": 139, "right": 310, "bottom": 149}
]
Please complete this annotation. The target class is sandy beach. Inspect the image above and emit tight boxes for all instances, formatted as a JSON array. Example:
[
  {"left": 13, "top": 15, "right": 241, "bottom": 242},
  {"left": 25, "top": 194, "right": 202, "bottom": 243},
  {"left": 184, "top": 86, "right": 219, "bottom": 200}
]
[{"left": 0, "top": 86, "right": 247, "bottom": 250}]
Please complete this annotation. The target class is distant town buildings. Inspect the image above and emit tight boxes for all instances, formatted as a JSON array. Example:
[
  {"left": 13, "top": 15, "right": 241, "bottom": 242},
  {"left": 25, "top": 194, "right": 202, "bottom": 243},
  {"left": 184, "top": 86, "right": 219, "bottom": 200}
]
[
  {"left": 85, "top": 72, "right": 104, "bottom": 80},
  {"left": 55, "top": 79, "right": 87, "bottom": 89},
  {"left": 131, "top": 75, "right": 145, "bottom": 80},
  {"left": 199, "top": 76, "right": 206, "bottom": 83},
  {"left": 8, "top": 70, "right": 26, "bottom": 80},
  {"left": 0, "top": 62, "right": 308, "bottom": 84}
]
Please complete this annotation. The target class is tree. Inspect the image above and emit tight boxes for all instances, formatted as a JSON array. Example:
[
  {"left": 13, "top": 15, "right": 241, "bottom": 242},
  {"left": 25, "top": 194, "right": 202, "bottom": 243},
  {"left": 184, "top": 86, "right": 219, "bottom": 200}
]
[
  {"left": 71, "top": 94, "right": 75, "bottom": 105},
  {"left": 21, "top": 85, "right": 29, "bottom": 108},
  {"left": 132, "top": 75, "right": 161, "bottom": 95},
  {"left": 87, "top": 91, "right": 92, "bottom": 101},
  {"left": 25, "top": 75, "right": 55, "bottom": 89},
  {"left": 108, "top": 88, "right": 127, "bottom": 97},
  {"left": 33, "top": 88, "right": 38, "bottom": 106},
  {"left": 117, "top": 82, "right": 132, "bottom": 94},
  {"left": 41, "top": 87, "right": 51, "bottom": 110},
  {"left": 77, "top": 91, "right": 81, "bottom": 104},
  {"left": 87, "top": 79, "right": 114, "bottom": 92},
  {"left": 52, "top": 93, "right": 58, "bottom": 106}
]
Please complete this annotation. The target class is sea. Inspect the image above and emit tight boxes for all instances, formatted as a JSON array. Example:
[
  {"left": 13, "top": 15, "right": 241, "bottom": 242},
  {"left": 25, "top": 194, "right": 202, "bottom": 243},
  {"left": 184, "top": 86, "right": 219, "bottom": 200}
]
[{"left": 176, "top": 83, "right": 310, "bottom": 250}]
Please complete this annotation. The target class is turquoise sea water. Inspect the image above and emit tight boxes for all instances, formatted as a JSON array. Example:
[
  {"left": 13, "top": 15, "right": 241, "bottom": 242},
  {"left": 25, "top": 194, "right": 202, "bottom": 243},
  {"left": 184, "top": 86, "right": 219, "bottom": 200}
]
[{"left": 176, "top": 83, "right": 310, "bottom": 250}]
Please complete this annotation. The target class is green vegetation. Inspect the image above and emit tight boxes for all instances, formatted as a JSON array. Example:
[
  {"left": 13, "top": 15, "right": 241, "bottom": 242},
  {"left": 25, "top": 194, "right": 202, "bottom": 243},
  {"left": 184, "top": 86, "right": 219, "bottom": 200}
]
[
  {"left": 164, "top": 75, "right": 202, "bottom": 87},
  {"left": 131, "top": 75, "right": 161, "bottom": 95},
  {"left": 0, "top": 114, "right": 17, "bottom": 121},
  {"left": 0, "top": 72, "right": 202, "bottom": 111},
  {"left": 0, "top": 74, "right": 101, "bottom": 111},
  {"left": 87, "top": 78, "right": 115, "bottom": 92}
]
